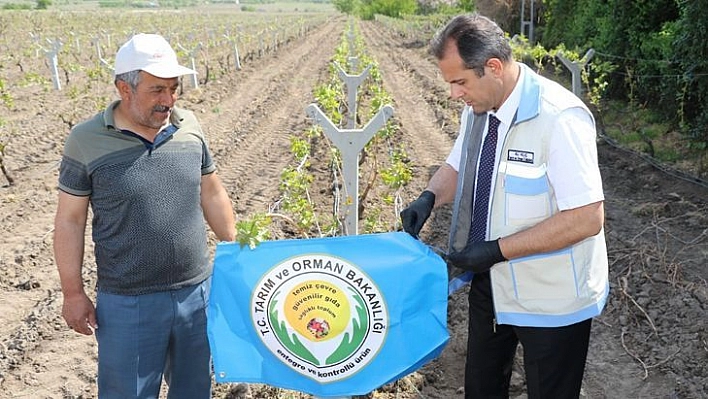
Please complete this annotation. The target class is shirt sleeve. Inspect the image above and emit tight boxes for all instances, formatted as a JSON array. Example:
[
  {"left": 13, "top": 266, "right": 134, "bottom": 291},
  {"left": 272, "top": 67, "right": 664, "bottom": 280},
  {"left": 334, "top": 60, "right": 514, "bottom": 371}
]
[
  {"left": 445, "top": 106, "right": 471, "bottom": 171},
  {"left": 57, "top": 133, "right": 92, "bottom": 196},
  {"left": 201, "top": 137, "right": 216, "bottom": 175},
  {"left": 547, "top": 107, "right": 605, "bottom": 210}
]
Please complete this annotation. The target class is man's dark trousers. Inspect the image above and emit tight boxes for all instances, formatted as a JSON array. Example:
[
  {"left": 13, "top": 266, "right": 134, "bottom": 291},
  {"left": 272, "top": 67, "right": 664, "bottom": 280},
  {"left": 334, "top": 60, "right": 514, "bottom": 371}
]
[{"left": 464, "top": 272, "right": 592, "bottom": 399}]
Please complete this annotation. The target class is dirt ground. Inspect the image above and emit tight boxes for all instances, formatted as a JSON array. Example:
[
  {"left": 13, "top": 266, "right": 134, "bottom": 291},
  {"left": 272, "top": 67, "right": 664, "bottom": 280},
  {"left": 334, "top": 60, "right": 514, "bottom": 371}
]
[{"left": 0, "top": 14, "right": 706, "bottom": 399}]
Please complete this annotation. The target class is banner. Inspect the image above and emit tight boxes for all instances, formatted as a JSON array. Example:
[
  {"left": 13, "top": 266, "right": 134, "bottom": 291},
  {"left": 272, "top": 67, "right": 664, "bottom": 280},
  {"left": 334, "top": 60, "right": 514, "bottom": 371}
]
[{"left": 207, "top": 231, "right": 449, "bottom": 397}]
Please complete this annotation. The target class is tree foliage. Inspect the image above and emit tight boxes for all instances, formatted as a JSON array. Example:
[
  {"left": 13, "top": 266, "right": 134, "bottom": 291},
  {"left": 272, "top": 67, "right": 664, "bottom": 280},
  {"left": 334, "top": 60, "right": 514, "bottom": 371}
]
[
  {"left": 540, "top": 0, "right": 707, "bottom": 153},
  {"left": 332, "top": 0, "right": 417, "bottom": 19},
  {"left": 672, "top": 0, "right": 708, "bottom": 147},
  {"left": 366, "top": 0, "right": 417, "bottom": 18},
  {"left": 332, "top": 0, "right": 356, "bottom": 14},
  {"left": 35, "top": 0, "right": 51, "bottom": 9}
]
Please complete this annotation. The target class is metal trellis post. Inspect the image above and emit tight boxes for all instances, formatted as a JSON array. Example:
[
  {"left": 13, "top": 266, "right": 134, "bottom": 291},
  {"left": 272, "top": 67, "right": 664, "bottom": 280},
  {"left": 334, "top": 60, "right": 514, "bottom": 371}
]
[
  {"left": 335, "top": 61, "right": 371, "bottom": 129},
  {"left": 557, "top": 49, "right": 595, "bottom": 97},
  {"left": 306, "top": 103, "right": 394, "bottom": 237}
]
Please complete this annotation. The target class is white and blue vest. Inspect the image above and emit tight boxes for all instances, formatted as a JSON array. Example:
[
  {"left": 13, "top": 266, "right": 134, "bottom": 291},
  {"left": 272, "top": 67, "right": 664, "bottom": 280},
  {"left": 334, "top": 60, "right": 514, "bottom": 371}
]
[{"left": 449, "top": 64, "right": 609, "bottom": 327}]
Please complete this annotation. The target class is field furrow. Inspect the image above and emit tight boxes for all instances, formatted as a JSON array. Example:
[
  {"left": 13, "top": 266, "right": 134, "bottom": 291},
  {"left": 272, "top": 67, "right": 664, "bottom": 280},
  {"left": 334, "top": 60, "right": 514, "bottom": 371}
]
[{"left": 0, "top": 7, "right": 706, "bottom": 399}]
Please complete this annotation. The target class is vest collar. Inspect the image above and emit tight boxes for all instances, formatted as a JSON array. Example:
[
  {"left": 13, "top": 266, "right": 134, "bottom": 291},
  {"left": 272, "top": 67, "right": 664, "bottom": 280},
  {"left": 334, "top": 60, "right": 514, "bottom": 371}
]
[{"left": 515, "top": 63, "right": 542, "bottom": 124}]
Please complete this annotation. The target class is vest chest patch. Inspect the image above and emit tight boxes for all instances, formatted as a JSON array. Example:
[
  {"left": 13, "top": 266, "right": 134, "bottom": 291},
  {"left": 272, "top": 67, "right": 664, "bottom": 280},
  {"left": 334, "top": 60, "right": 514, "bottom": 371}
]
[{"left": 507, "top": 150, "right": 534, "bottom": 164}]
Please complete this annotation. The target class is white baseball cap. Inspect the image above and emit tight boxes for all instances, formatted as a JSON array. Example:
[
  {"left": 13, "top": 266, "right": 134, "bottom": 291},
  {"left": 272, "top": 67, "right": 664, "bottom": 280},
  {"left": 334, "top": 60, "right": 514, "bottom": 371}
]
[{"left": 114, "top": 33, "right": 197, "bottom": 78}]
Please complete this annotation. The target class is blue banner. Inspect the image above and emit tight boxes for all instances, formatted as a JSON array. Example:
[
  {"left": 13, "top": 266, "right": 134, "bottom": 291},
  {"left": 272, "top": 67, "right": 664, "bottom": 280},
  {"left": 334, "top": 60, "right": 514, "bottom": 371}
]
[{"left": 207, "top": 231, "right": 449, "bottom": 397}]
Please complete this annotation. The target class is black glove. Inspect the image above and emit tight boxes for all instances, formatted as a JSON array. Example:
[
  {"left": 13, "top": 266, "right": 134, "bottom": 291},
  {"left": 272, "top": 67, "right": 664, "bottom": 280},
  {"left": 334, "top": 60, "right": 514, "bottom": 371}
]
[
  {"left": 447, "top": 239, "right": 506, "bottom": 273},
  {"left": 400, "top": 190, "right": 435, "bottom": 238}
]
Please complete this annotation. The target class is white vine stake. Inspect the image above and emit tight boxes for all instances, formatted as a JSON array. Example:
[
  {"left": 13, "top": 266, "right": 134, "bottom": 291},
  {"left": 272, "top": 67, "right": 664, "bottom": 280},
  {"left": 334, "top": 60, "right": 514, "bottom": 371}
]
[
  {"left": 557, "top": 48, "right": 595, "bottom": 97},
  {"left": 306, "top": 103, "right": 394, "bottom": 236},
  {"left": 101, "top": 30, "right": 111, "bottom": 49},
  {"left": 30, "top": 33, "right": 41, "bottom": 57},
  {"left": 347, "top": 23, "right": 356, "bottom": 52},
  {"left": 335, "top": 60, "right": 371, "bottom": 129},
  {"left": 258, "top": 34, "right": 265, "bottom": 57},
  {"left": 70, "top": 31, "right": 80, "bottom": 52},
  {"left": 91, "top": 36, "right": 101, "bottom": 60},
  {"left": 177, "top": 42, "right": 202, "bottom": 89},
  {"left": 91, "top": 36, "right": 112, "bottom": 70},
  {"left": 44, "top": 38, "right": 63, "bottom": 91},
  {"left": 224, "top": 34, "right": 242, "bottom": 71},
  {"left": 347, "top": 56, "right": 360, "bottom": 74}
]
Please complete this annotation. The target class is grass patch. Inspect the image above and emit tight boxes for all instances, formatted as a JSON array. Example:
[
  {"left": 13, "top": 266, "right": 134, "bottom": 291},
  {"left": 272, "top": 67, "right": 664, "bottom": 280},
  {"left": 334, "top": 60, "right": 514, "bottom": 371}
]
[{"left": 598, "top": 99, "right": 705, "bottom": 176}]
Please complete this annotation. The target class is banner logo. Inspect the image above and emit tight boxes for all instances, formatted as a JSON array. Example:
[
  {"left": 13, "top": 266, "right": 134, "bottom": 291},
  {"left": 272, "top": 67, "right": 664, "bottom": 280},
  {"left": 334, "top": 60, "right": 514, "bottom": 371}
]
[{"left": 251, "top": 254, "right": 388, "bottom": 382}]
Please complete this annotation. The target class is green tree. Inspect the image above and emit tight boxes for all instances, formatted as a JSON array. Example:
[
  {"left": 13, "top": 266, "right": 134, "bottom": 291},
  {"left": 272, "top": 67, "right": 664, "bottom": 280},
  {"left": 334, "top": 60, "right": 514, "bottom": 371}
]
[
  {"left": 359, "top": 0, "right": 416, "bottom": 19},
  {"left": 332, "top": 0, "right": 356, "bottom": 14},
  {"left": 35, "top": 0, "right": 51, "bottom": 9},
  {"left": 541, "top": 0, "right": 680, "bottom": 115},
  {"left": 672, "top": 0, "right": 708, "bottom": 153},
  {"left": 541, "top": 0, "right": 604, "bottom": 49},
  {"left": 540, "top": 0, "right": 708, "bottom": 173}
]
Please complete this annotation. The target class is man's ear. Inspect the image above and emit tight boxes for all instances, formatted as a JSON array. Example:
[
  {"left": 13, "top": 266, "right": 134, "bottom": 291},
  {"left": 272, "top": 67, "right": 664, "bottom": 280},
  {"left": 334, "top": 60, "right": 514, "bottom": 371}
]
[
  {"left": 115, "top": 79, "right": 132, "bottom": 99},
  {"left": 485, "top": 58, "right": 504, "bottom": 77}
]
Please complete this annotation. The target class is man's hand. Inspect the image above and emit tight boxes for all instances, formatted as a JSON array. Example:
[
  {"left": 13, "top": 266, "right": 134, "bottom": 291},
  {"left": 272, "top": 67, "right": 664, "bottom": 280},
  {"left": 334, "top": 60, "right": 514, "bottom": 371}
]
[
  {"left": 400, "top": 190, "right": 436, "bottom": 238},
  {"left": 62, "top": 292, "right": 98, "bottom": 336},
  {"left": 447, "top": 239, "right": 506, "bottom": 273}
]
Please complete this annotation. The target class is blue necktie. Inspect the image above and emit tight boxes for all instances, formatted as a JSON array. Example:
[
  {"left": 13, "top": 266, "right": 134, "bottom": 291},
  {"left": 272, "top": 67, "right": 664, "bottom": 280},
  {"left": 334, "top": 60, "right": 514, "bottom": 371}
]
[{"left": 468, "top": 114, "right": 500, "bottom": 245}]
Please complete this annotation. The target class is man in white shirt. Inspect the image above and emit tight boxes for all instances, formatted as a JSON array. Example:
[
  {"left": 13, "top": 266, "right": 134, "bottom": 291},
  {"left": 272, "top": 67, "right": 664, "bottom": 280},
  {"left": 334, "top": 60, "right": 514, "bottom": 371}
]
[{"left": 400, "top": 13, "right": 609, "bottom": 398}]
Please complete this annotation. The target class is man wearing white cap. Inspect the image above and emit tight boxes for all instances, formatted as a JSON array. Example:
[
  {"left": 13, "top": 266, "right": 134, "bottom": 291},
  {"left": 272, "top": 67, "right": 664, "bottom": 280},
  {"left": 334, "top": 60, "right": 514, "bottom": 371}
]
[{"left": 54, "top": 33, "right": 236, "bottom": 398}]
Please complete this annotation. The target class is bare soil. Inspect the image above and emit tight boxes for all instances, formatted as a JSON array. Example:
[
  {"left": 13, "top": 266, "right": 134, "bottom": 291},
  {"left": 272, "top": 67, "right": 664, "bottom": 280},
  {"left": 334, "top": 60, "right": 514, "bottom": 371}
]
[{"left": 0, "top": 13, "right": 706, "bottom": 399}]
